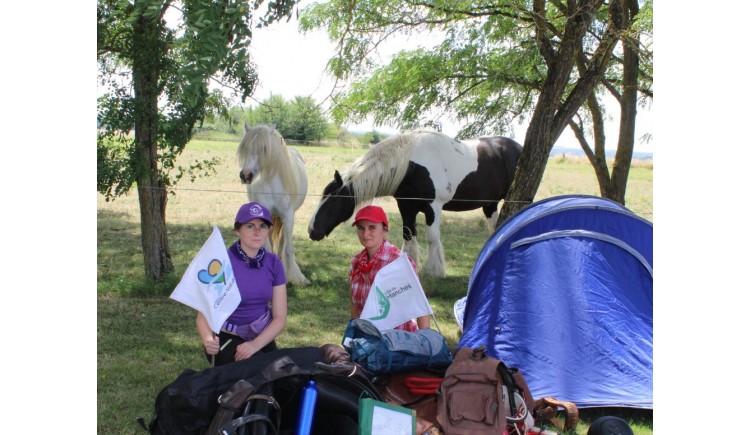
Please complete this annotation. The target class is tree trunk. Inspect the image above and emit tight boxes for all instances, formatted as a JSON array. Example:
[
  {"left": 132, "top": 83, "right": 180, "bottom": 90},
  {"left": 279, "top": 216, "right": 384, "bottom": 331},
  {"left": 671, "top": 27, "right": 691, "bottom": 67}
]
[
  {"left": 498, "top": 0, "right": 596, "bottom": 223},
  {"left": 501, "top": 102, "right": 559, "bottom": 221},
  {"left": 569, "top": 99, "right": 613, "bottom": 195},
  {"left": 133, "top": 13, "right": 173, "bottom": 281},
  {"left": 608, "top": 0, "right": 641, "bottom": 205},
  {"left": 497, "top": 0, "right": 623, "bottom": 225}
]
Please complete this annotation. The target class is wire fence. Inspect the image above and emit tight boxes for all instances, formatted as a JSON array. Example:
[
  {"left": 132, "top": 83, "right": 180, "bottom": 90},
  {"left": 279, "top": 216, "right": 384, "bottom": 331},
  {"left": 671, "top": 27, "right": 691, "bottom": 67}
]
[{"left": 98, "top": 143, "right": 652, "bottom": 269}]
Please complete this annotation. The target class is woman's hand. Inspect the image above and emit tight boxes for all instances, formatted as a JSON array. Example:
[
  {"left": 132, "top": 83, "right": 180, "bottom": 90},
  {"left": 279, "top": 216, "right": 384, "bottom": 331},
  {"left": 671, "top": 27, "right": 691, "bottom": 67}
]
[
  {"left": 203, "top": 335, "right": 220, "bottom": 355},
  {"left": 234, "top": 341, "right": 259, "bottom": 361}
]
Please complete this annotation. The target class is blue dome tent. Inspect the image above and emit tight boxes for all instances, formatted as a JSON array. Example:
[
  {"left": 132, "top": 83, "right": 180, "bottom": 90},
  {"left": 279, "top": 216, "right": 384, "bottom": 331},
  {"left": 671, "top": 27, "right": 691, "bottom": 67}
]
[{"left": 456, "top": 195, "right": 653, "bottom": 408}]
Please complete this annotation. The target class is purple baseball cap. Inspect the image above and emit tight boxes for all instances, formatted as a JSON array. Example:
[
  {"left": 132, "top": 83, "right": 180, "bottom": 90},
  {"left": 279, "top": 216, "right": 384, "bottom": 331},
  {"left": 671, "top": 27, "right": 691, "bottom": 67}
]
[{"left": 234, "top": 202, "right": 272, "bottom": 226}]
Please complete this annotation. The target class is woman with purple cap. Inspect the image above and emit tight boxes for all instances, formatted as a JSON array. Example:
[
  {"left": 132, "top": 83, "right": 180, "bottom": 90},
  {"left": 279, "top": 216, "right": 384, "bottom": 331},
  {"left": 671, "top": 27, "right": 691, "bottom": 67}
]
[
  {"left": 349, "top": 205, "right": 431, "bottom": 332},
  {"left": 195, "top": 201, "right": 288, "bottom": 366}
]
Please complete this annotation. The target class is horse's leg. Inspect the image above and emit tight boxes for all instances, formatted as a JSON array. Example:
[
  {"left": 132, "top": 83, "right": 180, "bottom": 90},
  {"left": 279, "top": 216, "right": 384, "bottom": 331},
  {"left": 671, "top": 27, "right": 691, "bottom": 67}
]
[
  {"left": 279, "top": 211, "right": 310, "bottom": 286},
  {"left": 263, "top": 237, "right": 274, "bottom": 253},
  {"left": 423, "top": 205, "right": 446, "bottom": 277},
  {"left": 247, "top": 188, "right": 275, "bottom": 253},
  {"left": 398, "top": 200, "right": 421, "bottom": 271},
  {"left": 482, "top": 203, "right": 500, "bottom": 234}
]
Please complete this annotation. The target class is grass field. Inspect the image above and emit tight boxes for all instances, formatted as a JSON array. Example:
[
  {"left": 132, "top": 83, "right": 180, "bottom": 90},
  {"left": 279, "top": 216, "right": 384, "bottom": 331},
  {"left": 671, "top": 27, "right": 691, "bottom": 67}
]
[{"left": 97, "top": 137, "right": 653, "bottom": 434}]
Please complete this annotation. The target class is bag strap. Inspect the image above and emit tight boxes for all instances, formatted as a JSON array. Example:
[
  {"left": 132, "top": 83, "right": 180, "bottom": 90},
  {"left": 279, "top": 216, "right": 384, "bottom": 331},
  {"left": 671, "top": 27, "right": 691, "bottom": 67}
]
[
  {"left": 207, "top": 356, "right": 306, "bottom": 435},
  {"left": 219, "top": 414, "right": 278, "bottom": 435},
  {"left": 311, "top": 361, "right": 382, "bottom": 400},
  {"left": 205, "top": 379, "right": 257, "bottom": 435},
  {"left": 496, "top": 362, "right": 519, "bottom": 415},
  {"left": 533, "top": 396, "right": 579, "bottom": 433},
  {"left": 507, "top": 366, "right": 535, "bottom": 411},
  {"left": 236, "top": 384, "right": 281, "bottom": 435},
  {"left": 218, "top": 391, "right": 281, "bottom": 435}
]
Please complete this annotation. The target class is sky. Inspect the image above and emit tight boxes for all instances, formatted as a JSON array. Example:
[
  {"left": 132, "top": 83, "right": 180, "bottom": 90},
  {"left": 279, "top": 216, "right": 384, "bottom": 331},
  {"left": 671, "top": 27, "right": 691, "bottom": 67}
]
[
  {"left": 2, "top": 1, "right": 748, "bottom": 431},
  {"left": 246, "top": 3, "right": 654, "bottom": 153},
  {"left": 246, "top": 5, "right": 441, "bottom": 135}
]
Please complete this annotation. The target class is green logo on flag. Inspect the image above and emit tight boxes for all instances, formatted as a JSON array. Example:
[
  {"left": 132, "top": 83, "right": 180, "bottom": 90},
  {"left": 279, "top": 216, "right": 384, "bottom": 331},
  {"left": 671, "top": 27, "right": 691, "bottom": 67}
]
[{"left": 367, "top": 286, "right": 391, "bottom": 320}]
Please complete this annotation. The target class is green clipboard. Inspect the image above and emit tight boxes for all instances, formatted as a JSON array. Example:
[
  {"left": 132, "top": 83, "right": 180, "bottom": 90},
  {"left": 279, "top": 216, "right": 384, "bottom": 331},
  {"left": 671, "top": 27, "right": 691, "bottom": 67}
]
[{"left": 358, "top": 397, "right": 416, "bottom": 435}]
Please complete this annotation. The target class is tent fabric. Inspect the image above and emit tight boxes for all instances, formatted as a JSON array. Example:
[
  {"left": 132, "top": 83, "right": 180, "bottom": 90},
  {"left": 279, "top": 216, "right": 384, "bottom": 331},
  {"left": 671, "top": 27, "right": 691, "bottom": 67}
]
[{"left": 456, "top": 195, "right": 653, "bottom": 409}]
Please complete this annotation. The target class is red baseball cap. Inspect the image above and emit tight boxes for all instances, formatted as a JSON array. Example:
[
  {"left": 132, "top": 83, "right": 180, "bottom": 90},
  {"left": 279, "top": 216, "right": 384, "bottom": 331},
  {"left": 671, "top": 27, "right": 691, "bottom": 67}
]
[{"left": 352, "top": 205, "right": 389, "bottom": 228}]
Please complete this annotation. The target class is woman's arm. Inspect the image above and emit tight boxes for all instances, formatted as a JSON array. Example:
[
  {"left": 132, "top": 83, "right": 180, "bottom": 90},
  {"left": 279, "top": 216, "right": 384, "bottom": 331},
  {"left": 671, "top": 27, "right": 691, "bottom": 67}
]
[
  {"left": 405, "top": 255, "right": 432, "bottom": 329},
  {"left": 196, "top": 312, "right": 219, "bottom": 354},
  {"left": 235, "top": 284, "right": 288, "bottom": 360},
  {"left": 349, "top": 259, "right": 361, "bottom": 319}
]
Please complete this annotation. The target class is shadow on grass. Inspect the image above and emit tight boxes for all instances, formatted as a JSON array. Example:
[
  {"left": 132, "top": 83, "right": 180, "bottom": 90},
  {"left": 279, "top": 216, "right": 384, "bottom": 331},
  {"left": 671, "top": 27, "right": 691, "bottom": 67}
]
[{"left": 98, "top": 216, "right": 239, "bottom": 296}]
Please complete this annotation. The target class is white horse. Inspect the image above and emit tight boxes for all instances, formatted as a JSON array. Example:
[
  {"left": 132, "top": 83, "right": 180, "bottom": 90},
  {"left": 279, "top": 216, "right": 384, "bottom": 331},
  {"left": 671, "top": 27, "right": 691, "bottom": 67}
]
[{"left": 237, "top": 123, "right": 310, "bottom": 286}]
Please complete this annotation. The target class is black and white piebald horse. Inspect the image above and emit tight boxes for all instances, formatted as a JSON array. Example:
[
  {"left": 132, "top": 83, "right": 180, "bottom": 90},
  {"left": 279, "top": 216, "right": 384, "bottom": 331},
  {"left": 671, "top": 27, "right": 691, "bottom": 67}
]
[{"left": 307, "top": 130, "right": 522, "bottom": 277}]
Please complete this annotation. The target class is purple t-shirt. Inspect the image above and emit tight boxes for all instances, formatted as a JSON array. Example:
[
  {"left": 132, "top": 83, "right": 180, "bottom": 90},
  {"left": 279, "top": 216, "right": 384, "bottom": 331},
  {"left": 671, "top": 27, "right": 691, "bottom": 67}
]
[{"left": 225, "top": 246, "right": 286, "bottom": 325}]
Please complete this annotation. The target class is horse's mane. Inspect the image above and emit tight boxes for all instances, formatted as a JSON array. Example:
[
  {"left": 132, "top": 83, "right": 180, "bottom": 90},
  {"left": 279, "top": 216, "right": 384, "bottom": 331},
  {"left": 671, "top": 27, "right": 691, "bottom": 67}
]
[
  {"left": 237, "top": 124, "right": 305, "bottom": 194},
  {"left": 342, "top": 131, "right": 423, "bottom": 205}
]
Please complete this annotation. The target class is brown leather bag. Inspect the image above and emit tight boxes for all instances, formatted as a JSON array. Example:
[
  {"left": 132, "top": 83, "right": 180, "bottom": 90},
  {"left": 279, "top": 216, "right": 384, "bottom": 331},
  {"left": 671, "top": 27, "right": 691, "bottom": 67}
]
[
  {"left": 435, "top": 346, "right": 538, "bottom": 435},
  {"left": 533, "top": 396, "right": 579, "bottom": 433},
  {"left": 436, "top": 347, "right": 509, "bottom": 434},
  {"left": 378, "top": 370, "right": 444, "bottom": 435},
  {"left": 321, "top": 343, "right": 445, "bottom": 435}
]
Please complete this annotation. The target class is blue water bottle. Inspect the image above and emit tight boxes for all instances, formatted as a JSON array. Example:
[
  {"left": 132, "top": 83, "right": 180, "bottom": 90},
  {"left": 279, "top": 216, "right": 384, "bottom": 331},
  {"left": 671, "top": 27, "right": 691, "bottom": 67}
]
[{"left": 295, "top": 379, "right": 318, "bottom": 435}]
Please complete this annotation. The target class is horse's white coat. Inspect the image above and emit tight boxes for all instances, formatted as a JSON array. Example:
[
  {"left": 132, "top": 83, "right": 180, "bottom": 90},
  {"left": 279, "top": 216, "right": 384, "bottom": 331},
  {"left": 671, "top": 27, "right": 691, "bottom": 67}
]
[
  {"left": 237, "top": 123, "right": 310, "bottom": 286},
  {"left": 409, "top": 133, "right": 480, "bottom": 203}
]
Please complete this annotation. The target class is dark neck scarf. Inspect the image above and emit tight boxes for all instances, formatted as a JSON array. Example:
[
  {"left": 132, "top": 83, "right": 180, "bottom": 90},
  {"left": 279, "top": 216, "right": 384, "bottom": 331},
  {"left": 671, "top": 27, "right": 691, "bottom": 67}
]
[{"left": 234, "top": 241, "right": 265, "bottom": 269}]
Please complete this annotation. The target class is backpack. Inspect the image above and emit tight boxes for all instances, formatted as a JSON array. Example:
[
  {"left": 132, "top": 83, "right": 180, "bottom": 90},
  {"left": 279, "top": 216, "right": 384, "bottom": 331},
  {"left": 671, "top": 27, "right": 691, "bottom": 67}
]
[
  {"left": 342, "top": 318, "right": 454, "bottom": 375},
  {"left": 206, "top": 355, "right": 383, "bottom": 435},
  {"left": 436, "top": 346, "right": 535, "bottom": 435},
  {"left": 140, "top": 347, "right": 330, "bottom": 435}
]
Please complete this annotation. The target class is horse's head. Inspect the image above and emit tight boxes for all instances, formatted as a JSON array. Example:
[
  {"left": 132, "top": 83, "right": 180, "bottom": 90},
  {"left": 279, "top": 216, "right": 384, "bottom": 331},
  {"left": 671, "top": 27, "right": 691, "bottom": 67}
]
[
  {"left": 308, "top": 170, "right": 356, "bottom": 241},
  {"left": 237, "top": 122, "right": 281, "bottom": 184}
]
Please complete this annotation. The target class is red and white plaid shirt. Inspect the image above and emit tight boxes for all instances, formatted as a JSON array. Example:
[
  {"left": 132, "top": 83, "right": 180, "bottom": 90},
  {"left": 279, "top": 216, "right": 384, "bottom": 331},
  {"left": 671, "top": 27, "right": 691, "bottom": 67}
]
[{"left": 349, "top": 239, "right": 418, "bottom": 332}]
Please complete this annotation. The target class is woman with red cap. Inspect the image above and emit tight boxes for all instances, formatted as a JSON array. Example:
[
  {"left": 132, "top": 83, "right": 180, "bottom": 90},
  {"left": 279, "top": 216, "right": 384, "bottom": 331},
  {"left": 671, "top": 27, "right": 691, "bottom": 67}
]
[
  {"left": 349, "top": 205, "right": 431, "bottom": 331},
  {"left": 195, "top": 201, "right": 288, "bottom": 366}
]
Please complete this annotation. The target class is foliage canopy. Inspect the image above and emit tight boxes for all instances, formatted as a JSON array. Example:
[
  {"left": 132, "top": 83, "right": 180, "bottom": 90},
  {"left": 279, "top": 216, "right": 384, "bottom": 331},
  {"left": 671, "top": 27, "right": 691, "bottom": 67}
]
[
  {"left": 300, "top": 0, "right": 652, "bottom": 219},
  {"left": 97, "top": 0, "right": 300, "bottom": 280},
  {"left": 300, "top": 0, "right": 651, "bottom": 140}
]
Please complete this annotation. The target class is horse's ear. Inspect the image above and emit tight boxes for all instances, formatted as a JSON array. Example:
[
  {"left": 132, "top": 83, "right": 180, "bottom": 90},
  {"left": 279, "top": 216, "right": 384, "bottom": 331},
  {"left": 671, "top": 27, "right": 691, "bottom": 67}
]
[
  {"left": 244, "top": 121, "right": 251, "bottom": 133},
  {"left": 270, "top": 123, "right": 276, "bottom": 130},
  {"left": 334, "top": 170, "right": 342, "bottom": 184}
]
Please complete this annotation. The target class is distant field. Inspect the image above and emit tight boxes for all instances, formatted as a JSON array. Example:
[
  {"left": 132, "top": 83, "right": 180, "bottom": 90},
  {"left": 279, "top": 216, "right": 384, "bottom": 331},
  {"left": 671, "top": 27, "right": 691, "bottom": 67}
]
[{"left": 550, "top": 145, "right": 653, "bottom": 161}]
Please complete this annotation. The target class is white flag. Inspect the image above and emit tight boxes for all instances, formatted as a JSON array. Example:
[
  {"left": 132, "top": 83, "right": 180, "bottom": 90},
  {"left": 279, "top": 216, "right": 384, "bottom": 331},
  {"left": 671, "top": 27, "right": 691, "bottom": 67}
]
[
  {"left": 360, "top": 254, "right": 433, "bottom": 331},
  {"left": 170, "top": 225, "right": 241, "bottom": 334}
]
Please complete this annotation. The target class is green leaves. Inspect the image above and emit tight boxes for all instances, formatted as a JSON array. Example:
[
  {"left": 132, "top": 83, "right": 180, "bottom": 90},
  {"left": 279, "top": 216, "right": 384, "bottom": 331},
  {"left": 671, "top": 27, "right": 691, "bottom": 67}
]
[
  {"left": 97, "top": 0, "right": 301, "bottom": 201},
  {"left": 97, "top": 131, "right": 136, "bottom": 201},
  {"left": 300, "top": 0, "right": 651, "bottom": 140}
]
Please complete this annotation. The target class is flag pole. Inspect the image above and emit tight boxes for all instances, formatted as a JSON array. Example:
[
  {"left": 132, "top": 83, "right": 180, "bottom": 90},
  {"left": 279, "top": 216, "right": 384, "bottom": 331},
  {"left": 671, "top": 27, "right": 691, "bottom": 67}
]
[
  {"left": 170, "top": 225, "right": 240, "bottom": 370},
  {"left": 211, "top": 332, "right": 216, "bottom": 367},
  {"left": 430, "top": 313, "right": 443, "bottom": 335}
]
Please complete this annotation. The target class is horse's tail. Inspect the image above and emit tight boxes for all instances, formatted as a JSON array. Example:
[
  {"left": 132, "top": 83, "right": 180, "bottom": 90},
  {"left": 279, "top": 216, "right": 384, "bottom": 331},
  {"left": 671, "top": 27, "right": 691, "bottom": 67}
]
[{"left": 270, "top": 216, "right": 284, "bottom": 255}]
